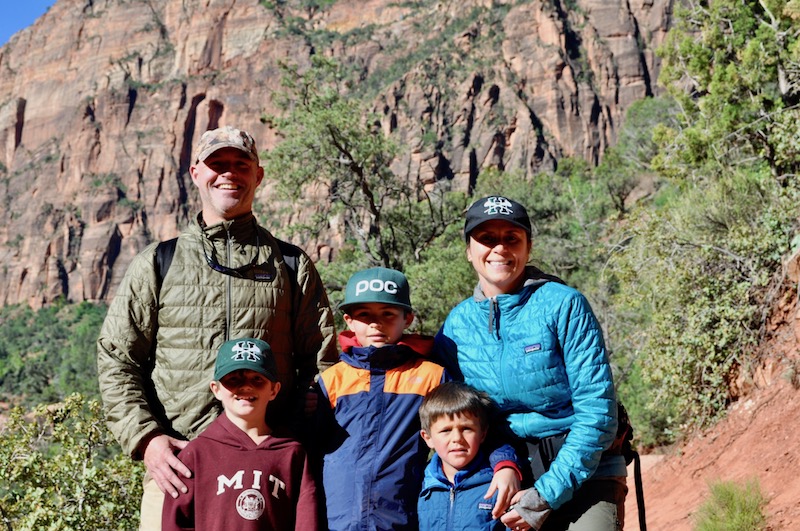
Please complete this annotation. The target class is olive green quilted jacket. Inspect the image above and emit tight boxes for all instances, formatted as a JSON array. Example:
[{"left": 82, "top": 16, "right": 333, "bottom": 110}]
[{"left": 97, "top": 213, "right": 337, "bottom": 458}]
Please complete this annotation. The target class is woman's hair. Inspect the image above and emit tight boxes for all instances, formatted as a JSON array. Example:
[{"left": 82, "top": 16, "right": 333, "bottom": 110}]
[{"left": 418, "top": 381, "right": 495, "bottom": 432}]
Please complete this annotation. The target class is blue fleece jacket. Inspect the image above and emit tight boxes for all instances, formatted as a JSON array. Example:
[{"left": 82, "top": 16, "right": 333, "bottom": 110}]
[{"left": 418, "top": 451, "right": 507, "bottom": 531}]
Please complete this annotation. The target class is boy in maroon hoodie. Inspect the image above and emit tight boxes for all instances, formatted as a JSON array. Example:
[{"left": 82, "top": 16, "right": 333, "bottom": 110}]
[{"left": 162, "top": 338, "right": 319, "bottom": 531}]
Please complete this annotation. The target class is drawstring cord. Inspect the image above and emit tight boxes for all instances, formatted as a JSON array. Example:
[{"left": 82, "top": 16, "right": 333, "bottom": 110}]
[{"left": 488, "top": 298, "right": 500, "bottom": 338}]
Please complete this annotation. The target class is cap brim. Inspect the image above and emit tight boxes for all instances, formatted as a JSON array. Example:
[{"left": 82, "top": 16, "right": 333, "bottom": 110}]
[
  {"left": 214, "top": 364, "right": 278, "bottom": 382},
  {"left": 465, "top": 219, "right": 532, "bottom": 240},
  {"left": 339, "top": 302, "right": 413, "bottom": 313}
]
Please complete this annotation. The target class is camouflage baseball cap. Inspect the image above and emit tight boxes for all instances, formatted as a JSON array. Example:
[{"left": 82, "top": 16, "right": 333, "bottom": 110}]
[
  {"left": 194, "top": 126, "right": 259, "bottom": 163},
  {"left": 340, "top": 267, "right": 413, "bottom": 313},
  {"left": 214, "top": 338, "right": 278, "bottom": 381}
]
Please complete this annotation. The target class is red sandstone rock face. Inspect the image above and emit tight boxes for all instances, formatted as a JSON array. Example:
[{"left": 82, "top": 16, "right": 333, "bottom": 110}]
[{"left": 0, "top": 0, "right": 672, "bottom": 307}]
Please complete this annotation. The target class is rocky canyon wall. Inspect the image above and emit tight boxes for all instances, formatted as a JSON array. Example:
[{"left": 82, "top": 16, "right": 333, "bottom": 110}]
[{"left": 0, "top": 0, "right": 673, "bottom": 307}]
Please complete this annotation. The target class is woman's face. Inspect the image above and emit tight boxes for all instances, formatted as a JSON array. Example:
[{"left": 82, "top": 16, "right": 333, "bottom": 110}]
[{"left": 467, "top": 220, "right": 532, "bottom": 297}]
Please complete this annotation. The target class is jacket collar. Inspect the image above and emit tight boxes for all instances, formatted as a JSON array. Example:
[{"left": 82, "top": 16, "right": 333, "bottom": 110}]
[
  {"left": 420, "top": 450, "right": 493, "bottom": 492},
  {"left": 196, "top": 212, "right": 258, "bottom": 241},
  {"left": 337, "top": 330, "right": 434, "bottom": 370},
  {"left": 472, "top": 265, "right": 564, "bottom": 302}
]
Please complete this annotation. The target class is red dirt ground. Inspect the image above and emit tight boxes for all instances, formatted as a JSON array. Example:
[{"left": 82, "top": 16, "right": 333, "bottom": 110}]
[{"left": 624, "top": 316, "right": 800, "bottom": 530}]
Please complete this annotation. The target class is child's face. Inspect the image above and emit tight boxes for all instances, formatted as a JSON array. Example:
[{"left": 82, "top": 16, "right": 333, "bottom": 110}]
[
  {"left": 210, "top": 369, "right": 280, "bottom": 422},
  {"left": 343, "top": 303, "right": 413, "bottom": 348},
  {"left": 420, "top": 411, "right": 487, "bottom": 482}
]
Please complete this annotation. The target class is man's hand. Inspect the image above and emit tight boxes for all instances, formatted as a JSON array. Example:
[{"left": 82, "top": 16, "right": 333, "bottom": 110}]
[
  {"left": 485, "top": 466, "right": 521, "bottom": 519},
  {"left": 143, "top": 434, "right": 191, "bottom": 498}
]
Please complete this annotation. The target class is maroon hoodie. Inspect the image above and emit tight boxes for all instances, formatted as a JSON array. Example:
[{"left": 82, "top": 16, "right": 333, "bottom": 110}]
[{"left": 162, "top": 414, "right": 319, "bottom": 531}]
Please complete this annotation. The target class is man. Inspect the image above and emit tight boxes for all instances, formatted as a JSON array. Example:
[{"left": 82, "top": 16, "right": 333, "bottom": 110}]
[{"left": 97, "top": 126, "right": 337, "bottom": 530}]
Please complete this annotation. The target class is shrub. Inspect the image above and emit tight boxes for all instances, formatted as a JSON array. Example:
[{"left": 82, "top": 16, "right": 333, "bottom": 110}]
[
  {"left": 0, "top": 394, "right": 143, "bottom": 530},
  {"left": 693, "top": 479, "right": 768, "bottom": 531}
]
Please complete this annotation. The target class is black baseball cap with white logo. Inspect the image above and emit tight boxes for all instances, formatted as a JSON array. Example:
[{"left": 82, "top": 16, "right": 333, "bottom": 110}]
[
  {"left": 339, "top": 267, "right": 413, "bottom": 313},
  {"left": 464, "top": 196, "right": 532, "bottom": 241}
]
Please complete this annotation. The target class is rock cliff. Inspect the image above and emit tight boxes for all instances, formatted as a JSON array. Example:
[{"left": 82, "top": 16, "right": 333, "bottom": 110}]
[{"left": 0, "top": 0, "right": 673, "bottom": 307}]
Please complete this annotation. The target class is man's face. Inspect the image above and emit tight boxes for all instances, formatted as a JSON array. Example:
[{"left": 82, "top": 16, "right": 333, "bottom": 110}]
[{"left": 190, "top": 147, "right": 264, "bottom": 225}]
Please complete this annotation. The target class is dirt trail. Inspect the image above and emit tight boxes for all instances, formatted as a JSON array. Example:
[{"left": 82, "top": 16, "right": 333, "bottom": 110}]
[{"left": 624, "top": 326, "right": 800, "bottom": 530}]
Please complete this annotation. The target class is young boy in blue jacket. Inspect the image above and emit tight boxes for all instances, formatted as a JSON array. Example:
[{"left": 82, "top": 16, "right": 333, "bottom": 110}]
[
  {"left": 314, "top": 268, "right": 519, "bottom": 531},
  {"left": 418, "top": 382, "right": 511, "bottom": 531}
]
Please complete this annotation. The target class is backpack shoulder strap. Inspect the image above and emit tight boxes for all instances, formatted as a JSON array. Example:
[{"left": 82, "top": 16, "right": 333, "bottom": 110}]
[
  {"left": 155, "top": 234, "right": 300, "bottom": 297},
  {"left": 276, "top": 239, "right": 300, "bottom": 299},
  {"left": 155, "top": 237, "right": 179, "bottom": 290}
]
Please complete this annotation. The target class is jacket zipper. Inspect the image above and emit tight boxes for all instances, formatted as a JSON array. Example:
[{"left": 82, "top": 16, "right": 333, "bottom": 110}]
[
  {"left": 448, "top": 487, "right": 455, "bottom": 528},
  {"left": 224, "top": 226, "right": 233, "bottom": 340}
]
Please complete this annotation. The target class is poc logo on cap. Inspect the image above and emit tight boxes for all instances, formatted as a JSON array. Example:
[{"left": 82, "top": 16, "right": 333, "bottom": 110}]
[{"left": 355, "top": 279, "right": 399, "bottom": 296}]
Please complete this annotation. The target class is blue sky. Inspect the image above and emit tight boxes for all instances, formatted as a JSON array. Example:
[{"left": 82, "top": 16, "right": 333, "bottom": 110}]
[{"left": 0, "top": 1, "right": 56, "bottom": 46}]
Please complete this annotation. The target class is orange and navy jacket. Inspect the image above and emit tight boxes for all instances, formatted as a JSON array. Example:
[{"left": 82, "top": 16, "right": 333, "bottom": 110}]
[{"left": 315, "top": 331, "right": 449, "bottom": 531}]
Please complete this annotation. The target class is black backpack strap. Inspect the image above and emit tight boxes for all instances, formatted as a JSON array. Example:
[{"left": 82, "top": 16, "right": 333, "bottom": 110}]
[
  {"left": 155, "top": 234, "right": 300, "bottom": 297},
  {"left": 633, "top": 450, "right": 647, "bottom": 531},
  {"left": 276, "top": 239, "right": 300, "bottom": 307},
  {"left": 155, "top": 237, "right": 179, "bottom": 290}
]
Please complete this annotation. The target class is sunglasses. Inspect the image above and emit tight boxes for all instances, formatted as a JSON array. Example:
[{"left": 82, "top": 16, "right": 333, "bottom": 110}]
[{"left": 201, "top": 230, "right": 274, "bottom": 282}]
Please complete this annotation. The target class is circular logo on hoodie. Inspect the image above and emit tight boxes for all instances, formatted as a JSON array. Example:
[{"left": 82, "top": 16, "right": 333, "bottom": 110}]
[{"left": 236, "top": 489, "right": 265, "bottom": 520}]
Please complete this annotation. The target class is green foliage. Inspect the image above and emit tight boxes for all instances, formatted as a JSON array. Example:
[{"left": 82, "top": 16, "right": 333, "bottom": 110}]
[
  {"left": 0, "top": 300, "right": 107, "bottom": 405},
  {"left": 596, "top": 97, "right": 681, "bottom": 215},
  {"left": 606, "top": 170, "right": 798, "bottom": 443},
  {"left": 596, "top": 0, "right": 800, "bottom": 445},
  {"left": 263, "top": 56, "right": 463, "bottom": 269},
  {"left": 693, "top": 479, "right": 768, "bottom": 531},
  {"left": 656, "top": 0, "right": 800, "bottom": 181},
  {"left": 405, "top": 223, "right": 476, "bottom": 335},
  {"left": 0, "top": 394, "right": 142, "bottom": 530}
]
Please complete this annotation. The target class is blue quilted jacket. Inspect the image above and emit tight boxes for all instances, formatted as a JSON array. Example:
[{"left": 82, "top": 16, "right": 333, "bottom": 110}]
[{"left": 434, "top": 268, "right": 625, "bottom": 509}]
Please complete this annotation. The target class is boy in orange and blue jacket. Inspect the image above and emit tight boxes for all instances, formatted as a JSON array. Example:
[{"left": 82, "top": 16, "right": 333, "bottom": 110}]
[{"left": 313, "top": 267, "right": 520, "bottom": 531}]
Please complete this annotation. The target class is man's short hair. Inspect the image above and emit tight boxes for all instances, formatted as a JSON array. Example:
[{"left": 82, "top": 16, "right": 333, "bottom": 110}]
[{"left": 419, "top": 381, "right": 495, "bottom": 433}]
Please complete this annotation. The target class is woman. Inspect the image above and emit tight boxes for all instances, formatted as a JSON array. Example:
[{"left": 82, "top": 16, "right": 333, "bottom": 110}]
[{"left": 434, "top": 196, "right": 627, "bottom": 531}]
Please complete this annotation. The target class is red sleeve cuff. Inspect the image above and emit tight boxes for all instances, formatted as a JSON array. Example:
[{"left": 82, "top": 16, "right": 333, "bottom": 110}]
[{"left": 493, "top": 460, "right": 523, "bottom": 481}]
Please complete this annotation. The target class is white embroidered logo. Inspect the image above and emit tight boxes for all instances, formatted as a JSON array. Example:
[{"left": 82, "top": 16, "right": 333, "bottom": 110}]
[
  {"left": 483, "top": 196, "right": 514, "bottom": 216},
  {"left": 236, "top": 489, "right": 265, "bottom": 520},
  {"left": 354, "top": 279, "right": 399, "bottom": 297},
  {"left": 231, "top": 340, "right": 263, "bottom": 363}
]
